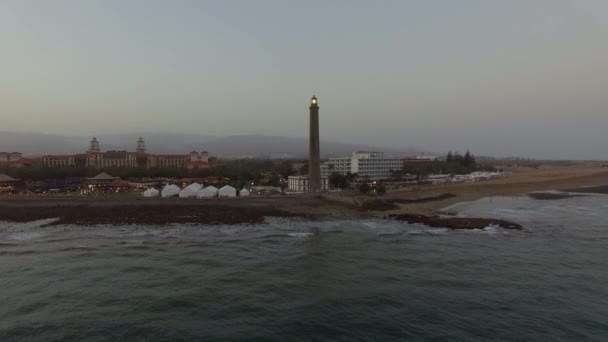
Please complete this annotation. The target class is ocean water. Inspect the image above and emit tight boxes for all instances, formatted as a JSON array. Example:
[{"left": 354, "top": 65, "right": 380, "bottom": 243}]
[{"left": 1, "top": 194, "right": 608, "bottom": 341}]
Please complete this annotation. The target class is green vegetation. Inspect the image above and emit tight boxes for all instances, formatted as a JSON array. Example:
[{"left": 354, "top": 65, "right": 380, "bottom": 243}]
[
  {"left": 358, "top": 183, "right": 371, "bottom": 194},
  {"left": 328, "top": 171, "right": 357, "bottom": 189}
]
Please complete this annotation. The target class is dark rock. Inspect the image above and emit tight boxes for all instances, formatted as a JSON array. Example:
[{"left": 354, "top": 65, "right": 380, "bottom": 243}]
[{"left": 387, "top": 213, "right": 523, "bottom": 230}]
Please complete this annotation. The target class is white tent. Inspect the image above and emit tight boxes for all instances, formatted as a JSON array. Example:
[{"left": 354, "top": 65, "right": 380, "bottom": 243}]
[
  {"left": 197, "top": 186, "right": 218, "bottom": 198},
  {"left": 219, "top": 185, "right": 237, "bottom": 197},
  {"left": 179, "top": 183, "right": 203, "bottom": 198},
  {"left": 161, "top": 184, "right": 181, "bottom": 198},
  {"left": 239, "top": 188, "right": 250, "bottom": 197},
  {"left": 143, "top": 188, "right": 160, "bottom": 197}
]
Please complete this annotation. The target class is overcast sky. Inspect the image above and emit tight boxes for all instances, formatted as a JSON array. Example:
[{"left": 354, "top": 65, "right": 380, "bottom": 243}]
[{"left": 1, "top": 0, "right": 607, "bottom": 159}]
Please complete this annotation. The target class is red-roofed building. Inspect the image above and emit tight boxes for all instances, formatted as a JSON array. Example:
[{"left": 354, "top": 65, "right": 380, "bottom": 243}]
[{"left": 0, "top": 152, "right": 23, "bottom": 166}]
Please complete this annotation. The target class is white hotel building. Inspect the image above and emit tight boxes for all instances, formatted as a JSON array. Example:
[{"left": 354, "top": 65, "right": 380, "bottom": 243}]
[{"left": 321, "top": 151, "right": 403, "bottom": 181}]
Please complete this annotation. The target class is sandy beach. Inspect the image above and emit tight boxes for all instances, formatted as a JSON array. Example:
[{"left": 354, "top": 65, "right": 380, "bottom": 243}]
[{"left": 374, "top": 164, "right": 608, "bottom": 215}]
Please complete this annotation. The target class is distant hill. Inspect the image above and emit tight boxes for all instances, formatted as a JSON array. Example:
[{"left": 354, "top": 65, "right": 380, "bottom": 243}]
[{"left": 0, "top": 132, "right": 425, "bottom": 158}]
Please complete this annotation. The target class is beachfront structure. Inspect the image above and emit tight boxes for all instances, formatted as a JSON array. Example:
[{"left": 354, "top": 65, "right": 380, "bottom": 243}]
[
  {"left": 219, "top": 185, "right": 237, "bottom": 197},
  {"left": 143, "top": 188, "right": 160, "bottom": 197},
  {"left": 288, "top": 175, "right": 329, "bottom": 192},
  {"left": 161, "top": 184, "right": 181, "bottom": 197},
  {"left": 0, "top": 173, "right": 25, "bottom": 192},
  {"left": 239, "top": 188, "right": 250, "bottom": 197},
  {"left": 197, "top": 186, "right": 218, "bottom": 198},
  {"left": 321, "top": 151, "right": 403, "bottom": 181},
  {"left": 84, "top": 172, "right": 119, "bottom": 185},
  {"left": 179, "top": 183, "right": 203, "bottom": 198},
  {"left": 17, "top": 137, "right": 218, "bottom": 169}
]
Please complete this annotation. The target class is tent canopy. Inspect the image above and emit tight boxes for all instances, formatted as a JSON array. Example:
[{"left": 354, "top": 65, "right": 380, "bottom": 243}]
[
  {"left": 219, "top": 185, "right": 237, "bottom": 197},
  {"left": 143, "top": 188, "right": 160, "bottom": 197},
  {"left": 161, "top": 184, "right": 181, "bottom": 197},
  {"left": 197, "top": 186, "right": 218, "bottom": 198},
  {"left": 179, "top": 183, "right": 203, "bottom": 198}
]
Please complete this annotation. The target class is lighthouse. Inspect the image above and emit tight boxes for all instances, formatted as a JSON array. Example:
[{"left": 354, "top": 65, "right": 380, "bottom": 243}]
[{"left": 308, "top": 95, "right": 321, "bottom": 192}]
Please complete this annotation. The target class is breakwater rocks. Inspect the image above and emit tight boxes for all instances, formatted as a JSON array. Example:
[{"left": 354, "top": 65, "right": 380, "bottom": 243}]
[{"left": 387, "top": 214, "right": 523, "bottom": 230}]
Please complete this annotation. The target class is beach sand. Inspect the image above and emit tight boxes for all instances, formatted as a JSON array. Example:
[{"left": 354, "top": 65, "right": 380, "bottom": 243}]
[{"left": 374, "top": 164, "right": 608, "bottom": 215}]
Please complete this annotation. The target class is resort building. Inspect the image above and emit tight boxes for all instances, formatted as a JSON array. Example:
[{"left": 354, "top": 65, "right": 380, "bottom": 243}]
[
  {"left": 287, "top": 175, "right": 329, "bottom": 192},
  {"left": 23, "top": 137, "right": 218, "bottom": 169},
  {"left": 402, "top": 155, "right": 438, "bottom": 165},
  {"left": 321, "top": 151, "right": 403, "bottom": 181}
]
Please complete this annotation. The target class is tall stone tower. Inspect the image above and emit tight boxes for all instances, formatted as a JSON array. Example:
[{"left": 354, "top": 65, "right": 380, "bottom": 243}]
[
  {"left": 136, "top": 137, "right": 146, "bottom": 153},
  {"left": 308, "top": 95, "right": 321, "bottom": 192},
  {"left": 88, "top": 137, "right": 101, "bottom": 154}
]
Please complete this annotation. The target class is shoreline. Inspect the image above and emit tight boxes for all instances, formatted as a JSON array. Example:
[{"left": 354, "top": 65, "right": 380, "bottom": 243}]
[
  {"left": 1, "top": 166, "right": 607, "bottom": 229},
  {"left": 372, "top": 166, "right": 608, "bottom": 216}
]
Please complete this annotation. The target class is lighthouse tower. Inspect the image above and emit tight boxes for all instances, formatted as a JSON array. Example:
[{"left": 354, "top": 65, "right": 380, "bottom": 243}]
[{"left": 308, "top": 95, "right": 321, "bottom": 192}]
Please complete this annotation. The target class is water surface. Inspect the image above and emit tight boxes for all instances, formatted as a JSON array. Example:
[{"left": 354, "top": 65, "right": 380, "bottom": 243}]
[{"left": 1, "top": 194, "right": 608, "bottom": 341}]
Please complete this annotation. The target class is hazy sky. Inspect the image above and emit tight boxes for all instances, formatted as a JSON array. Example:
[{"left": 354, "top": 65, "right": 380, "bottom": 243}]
[{"left": 1, "top": 0, "right": 607, "bottom": 159}]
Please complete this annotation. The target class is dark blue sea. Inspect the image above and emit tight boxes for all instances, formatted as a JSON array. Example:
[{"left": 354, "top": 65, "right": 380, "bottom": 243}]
[{"left": 1, "top": 193, "right": 608, "bottom": 341}]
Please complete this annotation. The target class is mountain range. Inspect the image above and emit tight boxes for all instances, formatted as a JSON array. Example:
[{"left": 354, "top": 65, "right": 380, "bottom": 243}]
[{"left": 0, "top": 132, "right": 425, "bottom": 159}]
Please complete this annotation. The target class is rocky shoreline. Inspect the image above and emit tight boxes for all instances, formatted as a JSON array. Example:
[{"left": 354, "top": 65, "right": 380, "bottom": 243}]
[
  {"left": 0, "top": 203, "right": 310, "bottom": 226},
  {"left": 0, "top": 199, "right": 525, "bottom": 231},
  {"left": 386, "top": 213, "right": 523, "bottom": 230}
]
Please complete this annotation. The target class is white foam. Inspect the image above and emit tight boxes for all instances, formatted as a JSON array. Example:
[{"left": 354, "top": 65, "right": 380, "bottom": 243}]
[
  {"left": 406, "top": 228, "right": 447, "bottom": 236},
  {"left": 7, "top": 231, "right": 44, "bottom": 241},
  {"left": 287, "top": 232, "right": 314, "bottom": 238},
  {"left": 483, "top": 225, "right": 499, "bottom": 234}
]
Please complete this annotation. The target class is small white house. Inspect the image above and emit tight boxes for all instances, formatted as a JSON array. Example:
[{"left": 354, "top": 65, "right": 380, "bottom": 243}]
[
  {"left": 161, "top": 184, "right": 181, "bottom": 198},
  {"left": 143, "top": 188, "right": 159, "bottom": 197},
  {"left": 197, "top": 186, "right": 218, "bottom": 198},
  {"left": 239, "top": 188, "right": 250, "bottom": 197},
  {"left": 179, "top": 183, "right": 203, "bottom": 198},
  {"left": 219, "top": 185, "right": 237, "bottom": 197}
]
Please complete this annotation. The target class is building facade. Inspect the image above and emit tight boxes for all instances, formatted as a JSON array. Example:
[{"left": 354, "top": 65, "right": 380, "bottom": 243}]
[
  {"left": 24, "top": 137, "right": 217, "bottom": 169},
  {"left": 322, "top": 151, "right": 403, "bottom": 181},
  {"left": 288, "top": 175, "right": 329, "bottom": 192}
]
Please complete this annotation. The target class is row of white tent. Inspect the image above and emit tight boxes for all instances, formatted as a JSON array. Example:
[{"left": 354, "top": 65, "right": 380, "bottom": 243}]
[{"left": 143, "top": 183, "right": 250, "bottom": 198}]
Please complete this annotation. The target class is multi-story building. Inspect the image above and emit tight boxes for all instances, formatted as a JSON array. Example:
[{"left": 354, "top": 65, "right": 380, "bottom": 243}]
[
  {"left": 321, "top": 151, "right": 403, "bottom": 181},
  {"left": 287, "top": 175, "right": 329, "bottom": 192},
  {"left": 39, "top": 155, "right": 77, "bottom": 167},
  {"left": 29, "top": 137, "right": 217, "bottom": 169}
]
